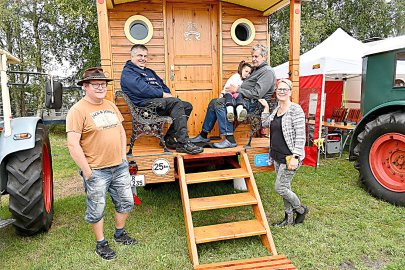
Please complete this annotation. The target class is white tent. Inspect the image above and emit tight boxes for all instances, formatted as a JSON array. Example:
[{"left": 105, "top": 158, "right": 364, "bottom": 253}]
[
  {"left": 273, "top": 28, "right": 370, "bottom": 167},
  {"left": 274, "top": 28, "right": 369, "bottom": 78}
]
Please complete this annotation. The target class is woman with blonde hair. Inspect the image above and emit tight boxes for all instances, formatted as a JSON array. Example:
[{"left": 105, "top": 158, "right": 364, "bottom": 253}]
[{"left": 258, "top": 78, "right": 308, "bottom": 226}]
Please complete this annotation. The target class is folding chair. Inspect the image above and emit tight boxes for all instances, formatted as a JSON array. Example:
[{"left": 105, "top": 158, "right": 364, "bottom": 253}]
[{"left": 323, "top": 132, "right": 342, "bottom": 158}]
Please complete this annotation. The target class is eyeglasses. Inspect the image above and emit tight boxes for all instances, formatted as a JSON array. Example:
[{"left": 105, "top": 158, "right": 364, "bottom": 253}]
[
  {"left": 276, "top": 88, "right": 291, "bottom": 93},
  {"left": 89, "top": 82, "right": 108, "bottom": 89}
]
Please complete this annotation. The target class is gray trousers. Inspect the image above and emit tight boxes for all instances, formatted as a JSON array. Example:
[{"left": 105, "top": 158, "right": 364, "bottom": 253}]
[{"left": 273, "top": 161, "right": 302, "bottom": 214}]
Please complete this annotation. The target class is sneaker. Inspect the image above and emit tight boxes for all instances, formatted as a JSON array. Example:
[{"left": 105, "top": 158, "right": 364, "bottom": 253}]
[
  {"left": 237, "top": 107, "right": 247, "bottom": 122},
  {"left": 161, "top": 136, "right": 177, "bottom": 149},
  {"left": 95, "top": 241, "right": 117, "bottom": 260},
  {"left": 226, "top": 106, "right": 234, "bottom": 122},
  {"left": 295, "top": 205, "right": 309, "bottom": 224},
  {"left": 176, "top": 141, "right": 204, "bottom": 154},
  {"left": 212, "top": 138, "right": 237, "bottom": 149},
  {"left": 114, "top": 231, "right": 138, "bottom": 245},
  {"left": 190, "top": 134, "right": 210, "bottom": 143}
]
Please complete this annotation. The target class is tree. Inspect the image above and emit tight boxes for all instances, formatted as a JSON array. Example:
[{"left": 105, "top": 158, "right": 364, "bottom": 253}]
[
  {"left": 0, "top": 0, "right": 99, "bottom": 116},
  {"left": 269, "top": 0, "right": 405, "bottom": 67}
]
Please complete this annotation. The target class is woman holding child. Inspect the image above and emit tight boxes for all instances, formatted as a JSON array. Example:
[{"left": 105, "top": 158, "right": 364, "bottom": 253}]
[{"left": 259, "top": 78, "right": 309, "bottom": 226}]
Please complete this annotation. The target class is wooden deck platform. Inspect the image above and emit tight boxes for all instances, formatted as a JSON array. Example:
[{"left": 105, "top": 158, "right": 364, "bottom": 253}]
[{"left": 126, "top": 137, "right": 272, "bottom": 184}]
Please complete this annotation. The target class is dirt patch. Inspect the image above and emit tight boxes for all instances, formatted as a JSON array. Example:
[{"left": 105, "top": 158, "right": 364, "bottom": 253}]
[
  {"left": 339, "top": 256, "right": 390, "bottom": 270},
  {"left": 362, "top": 256, "right": 389, "bottom": 270},
  {"left": 54, "top": 175, "right": 84, "bottom": 200},
  {"left": 339, "top": 260, "right": 355, "bottom": 270}
]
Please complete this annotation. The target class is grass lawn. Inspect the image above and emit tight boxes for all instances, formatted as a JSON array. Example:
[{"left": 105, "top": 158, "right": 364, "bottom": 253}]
[{"left": 0, "top": 126, "right": 404, "bottom": 269}]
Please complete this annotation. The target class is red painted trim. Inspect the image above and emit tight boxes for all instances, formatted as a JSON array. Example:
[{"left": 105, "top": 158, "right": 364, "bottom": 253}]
[
  {"left": 42, "top": 144, "right": 53, "bottom": 213},
  {"left": 369, "top": 133, "right": 405, "bottom": 192}
]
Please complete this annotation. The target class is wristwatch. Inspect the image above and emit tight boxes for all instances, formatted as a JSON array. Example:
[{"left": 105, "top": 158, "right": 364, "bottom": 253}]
[{"left": 293, "top": 154, "right": 299, "bottom": 159}]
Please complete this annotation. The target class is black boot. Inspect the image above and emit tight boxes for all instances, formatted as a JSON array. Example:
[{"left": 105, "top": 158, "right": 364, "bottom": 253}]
[
  {"left": 295, "top": 205, "right": 309, "bottom": 224},
  {"left": 272, "top": 212, "right": 294, "bottom": 227}
]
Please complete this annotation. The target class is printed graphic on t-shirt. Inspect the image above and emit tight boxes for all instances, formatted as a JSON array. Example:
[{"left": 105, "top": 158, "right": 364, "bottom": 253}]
[{"left": 90, "top": 109, "right": 119, "bottom": 129}]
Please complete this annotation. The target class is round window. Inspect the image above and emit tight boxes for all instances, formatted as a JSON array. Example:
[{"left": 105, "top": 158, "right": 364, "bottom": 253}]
[
  {"left": 124, "top": 15, "right": 153, "bottom": 44},
  {"left": 231, "top": 18, "right": 256, "bottom": 46}
]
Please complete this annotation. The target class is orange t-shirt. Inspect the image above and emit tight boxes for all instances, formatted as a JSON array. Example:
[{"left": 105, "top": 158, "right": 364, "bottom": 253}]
[{"left": 66, "top": 99, "right": 124, "bottom": 169}]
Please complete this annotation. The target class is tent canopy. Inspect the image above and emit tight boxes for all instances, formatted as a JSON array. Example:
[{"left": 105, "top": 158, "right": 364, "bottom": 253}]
[{"left": 274, "top": 28, "right": 369, "bottom": 78}]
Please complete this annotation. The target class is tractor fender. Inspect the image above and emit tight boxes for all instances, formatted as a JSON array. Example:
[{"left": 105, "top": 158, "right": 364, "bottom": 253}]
[
  {"left": 0, "top": 117, "right": 42, "bottom": 165},
  {"left": 349, "top": 101, "right": 405, "bottom": 161}
]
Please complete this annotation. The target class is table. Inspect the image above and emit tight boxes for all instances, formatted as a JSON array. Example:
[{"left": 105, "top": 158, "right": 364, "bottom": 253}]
[{"left": 307, "top": 120, "right": 357, "bottom": 157}]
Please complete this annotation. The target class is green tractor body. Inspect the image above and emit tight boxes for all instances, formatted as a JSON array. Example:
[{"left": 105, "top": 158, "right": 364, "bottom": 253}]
[{"left": 350, "top": 36, "right": 405, "bottom": 206}]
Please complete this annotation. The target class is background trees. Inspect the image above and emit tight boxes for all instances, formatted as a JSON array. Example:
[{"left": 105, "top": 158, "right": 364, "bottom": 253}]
[
  {"left": 0, "top": 0, "right": 99, "bottom": 116},
  {"left": 269, "top": 0, "right": 405, "bottom": 66}
]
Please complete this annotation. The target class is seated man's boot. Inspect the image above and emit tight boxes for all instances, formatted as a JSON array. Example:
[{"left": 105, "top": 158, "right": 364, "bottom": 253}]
[
  {"left": 176, "top": 141, "right": 204, "bottom": 154},
  {"left": 295, "top": 205, "right": 309, "bottom": 224},
  {"left": 190, "top": 134, "right": 210, "bottom": 143},
  {"left": 212, "top": 138, "right": 237, "bottom": 149},
  {"left": 272, "top": 212, "right": 294, "bottom": 227},
  {"left": 161, "top": 135, "right": 177, "bottom": 149}
]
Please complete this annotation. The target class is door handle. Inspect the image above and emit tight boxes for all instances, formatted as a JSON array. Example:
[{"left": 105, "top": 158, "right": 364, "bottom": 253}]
[{"left": 170, "top": 65, "right": 175, "bottom": 81}]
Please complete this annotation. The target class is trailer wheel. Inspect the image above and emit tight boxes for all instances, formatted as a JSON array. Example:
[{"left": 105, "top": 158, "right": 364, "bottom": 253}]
[
  {"left": 6, "top": 123, "right": 54, "bottom": 235},
  {"left": 356, "top": 112, "right": 405, "bottom": 206}
]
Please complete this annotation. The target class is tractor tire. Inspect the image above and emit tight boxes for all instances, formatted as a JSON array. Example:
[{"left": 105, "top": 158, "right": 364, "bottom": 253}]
[
  {"left": 6, "top": 123, "right": 54, "bottom": 235},
  {"left": 355, "top": 111, "right": 405, "bottom": 206}
]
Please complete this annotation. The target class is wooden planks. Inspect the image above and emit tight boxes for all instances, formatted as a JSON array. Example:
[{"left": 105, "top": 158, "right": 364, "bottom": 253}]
[
  {"left": 185, "top": 168, "right": 250, "bottom": 184},
  {"left": 194, "top": 220, "right": 266, "bottom": 244},
  {"left": 194, "top": 255, "right": 297, "bottom": 270},
  {"left": 189, "top": 193, "right": 257, "bottom": 211}
]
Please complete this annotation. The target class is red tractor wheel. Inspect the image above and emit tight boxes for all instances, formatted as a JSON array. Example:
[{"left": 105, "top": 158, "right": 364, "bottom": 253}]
[
  {"left": 357, "top": 112, "right": 405, "bottom": 206},
  {"left": 6, "top": 123, "right": 54, "bottom": 235}
]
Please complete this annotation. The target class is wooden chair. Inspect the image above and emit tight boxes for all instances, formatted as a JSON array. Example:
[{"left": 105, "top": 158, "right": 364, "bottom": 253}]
[
  {"left": 346, "top": 108, "right": 362, "bottom": 124},
  {"left": 115, "top": 91, "right": 173, "bottom": 155},
  {"left": 331, "top": 107, "right": 348, "bottom": 122}
]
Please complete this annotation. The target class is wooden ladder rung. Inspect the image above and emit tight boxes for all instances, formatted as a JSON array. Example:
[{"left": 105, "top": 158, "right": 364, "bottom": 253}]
[
  {"left": 186, "top": 168, "right": 250, "bottom": 184},
  {"left": 194, "top": 255, "right": 297, "bottom": 270},
  {"left": 190, "top": 193, "right": 257, "bottom": 212},
  {"left": 194, "top": 220, "right": 266, "bottom": 244}
]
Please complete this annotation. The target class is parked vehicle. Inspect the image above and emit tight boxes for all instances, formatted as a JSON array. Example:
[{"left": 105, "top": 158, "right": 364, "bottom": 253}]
[
  {"left": 0, "top": 48, "right": 63, "bottom": 235},
  {"left": 350, "top": 36, "right": 405, "bottom": 206}
]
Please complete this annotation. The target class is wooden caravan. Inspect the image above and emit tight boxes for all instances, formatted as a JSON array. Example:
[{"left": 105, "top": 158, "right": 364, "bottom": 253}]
[
  {"left": 96, "top": 0, "right": 302, "bottom": 184},
  {"left": 96, "top": 0, "right": 301, "bottom": 268},
  {"left": 95, "top": 0, "right": 293, "bottom": 184}
]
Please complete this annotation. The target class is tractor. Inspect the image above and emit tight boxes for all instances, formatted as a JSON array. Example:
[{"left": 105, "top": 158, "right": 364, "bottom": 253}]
[
  {"left": 0, "top": 48, "right": 63, "bottom": 235},
  {"left": 350, "top": 35, "right": 405, "bottom": 206}
]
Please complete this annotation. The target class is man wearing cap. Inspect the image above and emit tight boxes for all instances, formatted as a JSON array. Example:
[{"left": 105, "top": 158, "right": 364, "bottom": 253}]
[
  {"left": 120, "top": 44, "right": 203, "bottom": 155},
  {"left": 66, "top": 67, "right": 136, "bottom": 260}
]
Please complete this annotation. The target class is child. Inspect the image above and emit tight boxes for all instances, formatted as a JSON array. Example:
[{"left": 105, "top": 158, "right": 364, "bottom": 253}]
[{"left": 221, "top": 61, "right": 252, "bottom": 122}]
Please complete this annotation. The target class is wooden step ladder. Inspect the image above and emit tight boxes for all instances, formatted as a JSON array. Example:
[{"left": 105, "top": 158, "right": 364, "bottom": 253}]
[{"left": 177, "top": 151, "right": 297, "bottom": 269}]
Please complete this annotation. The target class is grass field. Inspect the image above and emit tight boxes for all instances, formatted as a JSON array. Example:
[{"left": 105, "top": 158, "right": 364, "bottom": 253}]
[{"left": 0, "top": 126, "right": 404, "bottom": 270}]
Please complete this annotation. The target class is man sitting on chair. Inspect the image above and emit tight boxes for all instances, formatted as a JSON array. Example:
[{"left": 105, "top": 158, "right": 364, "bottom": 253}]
[
  {"left": 191, "top": 44, "right": 276, "bottom": 148},
  {"left": 120, "top": 44, "right": 203, "bottom": 155}
]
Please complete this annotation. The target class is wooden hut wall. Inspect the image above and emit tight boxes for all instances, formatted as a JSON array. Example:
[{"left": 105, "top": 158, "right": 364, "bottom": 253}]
[
  {"left": 221, "top": 2, "right": 269, "bottom": 138},
  {"left": 105, "top": 0, "right": 269, "bottom": 141},
  {"left": 107, "top": 0, "right": 166, "bottom": 141}
]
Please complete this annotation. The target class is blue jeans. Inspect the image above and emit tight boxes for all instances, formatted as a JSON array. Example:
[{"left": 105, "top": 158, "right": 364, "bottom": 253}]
[
  {"left": 201, "top": 98, "right": 258, "bottom": 136},
  {"left": 82, "top": 160, "right": 134, "bottom": 224}
]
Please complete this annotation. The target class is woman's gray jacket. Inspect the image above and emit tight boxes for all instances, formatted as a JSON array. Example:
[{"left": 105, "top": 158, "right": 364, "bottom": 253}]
[{"left": 261, "top": 103, "right": 306, "bottom": 161}]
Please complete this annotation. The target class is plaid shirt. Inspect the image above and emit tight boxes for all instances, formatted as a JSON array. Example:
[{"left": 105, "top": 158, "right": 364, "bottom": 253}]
[{"left": 261, "top": 103, "right": 306, "bottom": 160}]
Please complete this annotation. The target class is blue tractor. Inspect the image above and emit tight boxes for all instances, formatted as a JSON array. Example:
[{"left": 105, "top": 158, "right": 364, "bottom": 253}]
[{"left": 0, "top": 49, "right": 62, "bottom": 235}]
